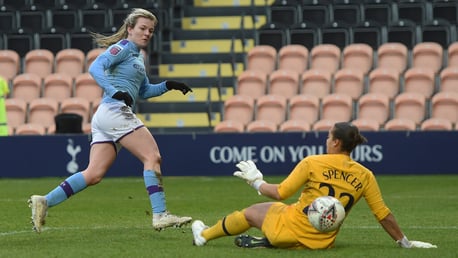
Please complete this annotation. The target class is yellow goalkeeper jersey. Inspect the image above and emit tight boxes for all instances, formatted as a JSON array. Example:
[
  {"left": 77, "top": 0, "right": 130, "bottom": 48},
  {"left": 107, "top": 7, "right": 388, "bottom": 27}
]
[{"left": 275, "top": 154, "right": 391, "bottom": 249}]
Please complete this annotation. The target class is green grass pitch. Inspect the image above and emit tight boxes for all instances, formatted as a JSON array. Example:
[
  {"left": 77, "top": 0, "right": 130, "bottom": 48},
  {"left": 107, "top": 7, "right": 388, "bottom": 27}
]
[{"left": 0, "top": 175, "right": 457, "bottom": 258}]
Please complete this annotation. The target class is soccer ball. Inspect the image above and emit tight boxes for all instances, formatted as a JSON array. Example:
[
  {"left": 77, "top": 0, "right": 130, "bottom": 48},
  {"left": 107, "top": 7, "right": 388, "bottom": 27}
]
[{"left": 307, "top": 196, "right": 346, "bottom": 232}]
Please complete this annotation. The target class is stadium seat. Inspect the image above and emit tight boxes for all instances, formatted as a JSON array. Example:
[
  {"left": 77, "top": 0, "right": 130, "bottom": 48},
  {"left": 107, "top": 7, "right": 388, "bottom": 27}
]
[
  {"left": 367, "top": 68, "right": 400, "bottom": 99},
  {"left": 85, "top": 48, "right": 106, "bottom": 71},
  {"left": 312, "top": 119, "right": 337, "bottom": 131},
  {"left": 24, "top": 49, "right": 55, "bottom": 79},
  {"left": 38, "top": 32, "right": 67, "bottom": 55},
  {"left": 300, "top": 69, "right": 332, "bottom": 99},
  {"left": 393, "top": 92, "right": 426, "bottom": 125},
  {"left": 82, "top": 122, "right": 92, "bottom": 134},
  {"left": 0, "top": 50, "right": 20, "bottom": 81},
  {"left": 60, "top": 97, "right": 91, "bottom": 123},
  {"left": 420, "top": 118, "right": 453, "bottom": 131},
  {"left": 439, "top": 66, "right": 458, "bottom": 93},
  {"left": 397, "top": 0, "right": 430, "bottom": 25},
  {"left": 268, "top": 69, "right": 300, "bottom": 98},
  {"left": 214, "top": 120, "right": 245, "bottom": 133},
  {"left": 321, "top": 93, "right": 353, "bottom": 122},
  {"left": 246, "top": 45, "right": 277, "bottom": 74},
  {"left": 236, "top": 70, "right": 267, "bottom": 99},
  {"left": 342, "top": 43, "right": 373, "bottom": 74},
  {"left": 255, "top": 94, "right": 287, "bottom": 126},
  {"left": 310, "top": 44, "right": 341, "bottom": 75},
  {"left": 357, "top": 93, "right": 390, "bottom": 125},
  {"left": 386, "top": 19, "right": 418, "bottom": 49},
  {"left": 412, "top": 42, "right": 443, "bottom": 73},
  {"left": 332, "top": 68, "right": 365, "bottom": 100},
  {"left": 421, "top": 19, "right": 453, "bottom": 49},
  {"left": 43, "top": 73, "right": 73, "bottom": 102},
  {"left": 288, "top": 94, "right": 320, "bottom": 125},
  {"left": 301, "top": 0, "right": 331, "bottom": 26},
  {"left": 5, "top": 98, "right": 27, "bottom": 129},
  {"left": 403, "top": 68, "right": 436, "bottom": 99},
  {"left": 246, "top": 120, "right": 277, "bottom": 133},
  {"left": 377, "top": 42, "right": 408, "bottom": 74},
  {"left": 384, "top": 118, "right": 417, "bottom": 131},
  {"left": 12, "top": 73, "right": 42, "bottom": 103},
  {"left": 279, "top": 119, "right": 311, "bottom": 132},
  {"left": 278, "top": 44, "right": 309, "bottom": 74},
  {"left": 255, "top": 22, "right": 288, "bottom": 52},
  {"left": 362, "top": 0, "right": 393, "bottom": 26},
  {"left": 320, "top": 21, "right": 351, "bottom": 50},
  {"left": 431, "top": 91, "right": 458, "bottom": 124},
  {"left": 223, "top": 94, "right": 255, "bottom": 126},
  {"left": 351, "top": 118, "right": 380, "bottom": 131},
  {"left": 55, "top": 48, "right": 85, "bottom": 79},
  {"left": 447, "top": 42, "right": 458, "bottom": 67},
  {"left": 15, "top": 123, "right": 46, "bottom": 135},
  {"left": 28, "top": 98, "right": 59, "bottom": 129},
  {"left": 74, "top": 73, "right": 103, "bottom": 104},
  {"left": 432, "top": 0, "right": 458, "bottom": 24},
  {"left": 5, "top": 32, "right": 36, "bottom": 58},
  {"left": 269, "top": 0, "right": 300, "bottom": 26},
  {"left": 352, "top": 20, "right": 383, "bottom": 50},
  {"left": 289, "top": 22, "right": 320, "bottom": 51},
  {"left": 331, "top": 0, "right": 362, "bottom": 26}
]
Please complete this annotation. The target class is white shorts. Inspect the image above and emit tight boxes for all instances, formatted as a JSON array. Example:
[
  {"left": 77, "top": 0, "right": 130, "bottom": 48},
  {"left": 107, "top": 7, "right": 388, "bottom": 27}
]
[{"left": 91, "top": 102, "right": 144, "bottom": 150}]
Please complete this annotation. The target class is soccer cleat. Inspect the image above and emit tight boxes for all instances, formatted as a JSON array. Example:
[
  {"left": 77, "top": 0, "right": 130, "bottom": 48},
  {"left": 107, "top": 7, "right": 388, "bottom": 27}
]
[
  {"left": 234, "top": 234, "right": 274, "bottom": 248},
  {"left": 152, "top": 211, "right": 192, "bottom": 231},
  {"left": 191, "top": 220, "right": 208, "bottom": 246},
  {"left": 28, "top": 195, "right": 48, "bottom": 233}
]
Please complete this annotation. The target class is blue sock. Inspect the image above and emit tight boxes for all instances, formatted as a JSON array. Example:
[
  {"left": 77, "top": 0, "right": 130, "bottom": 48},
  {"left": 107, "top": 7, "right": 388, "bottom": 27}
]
[
  {"left": 143, "top": 170, "right": 166, "bottom": 214},
  {"left": 45, "top": 172, "right": 87, "bottom": 207}
]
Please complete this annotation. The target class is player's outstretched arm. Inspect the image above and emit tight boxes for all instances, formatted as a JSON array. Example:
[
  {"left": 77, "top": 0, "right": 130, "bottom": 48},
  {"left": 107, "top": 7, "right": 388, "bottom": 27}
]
[
  {"left": 233, "top": 160, "right": 281, "bottom": 199},
  {"left": 379, "top": 213, "right": 437, "bottom": 248}
]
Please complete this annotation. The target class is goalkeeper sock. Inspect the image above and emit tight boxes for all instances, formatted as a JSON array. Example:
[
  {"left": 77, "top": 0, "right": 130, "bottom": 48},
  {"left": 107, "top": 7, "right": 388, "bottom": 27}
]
[
  {"left": 45, "top": 172, "right": 87, "bottom": 207},
  {"left": 143, "top": 170, "right": 166, "bottom": 214},
  {"left": 202, "top": 210, "right": 250, "bottom": 241}
]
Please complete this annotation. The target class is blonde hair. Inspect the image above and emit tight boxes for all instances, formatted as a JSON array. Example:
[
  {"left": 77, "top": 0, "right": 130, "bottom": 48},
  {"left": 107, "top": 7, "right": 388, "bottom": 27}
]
[{"left": 91, "top": 8, "right": 157, "bottom": 48}]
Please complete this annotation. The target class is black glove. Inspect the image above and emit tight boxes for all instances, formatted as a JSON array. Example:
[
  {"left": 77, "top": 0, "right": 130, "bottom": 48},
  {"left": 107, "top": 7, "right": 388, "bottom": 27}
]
[
  {"left": 166, "top": 80, "right": 193, "bottom": 95},
  {"left": 112, "top": 91, "right": 133, "bottom": 107}
]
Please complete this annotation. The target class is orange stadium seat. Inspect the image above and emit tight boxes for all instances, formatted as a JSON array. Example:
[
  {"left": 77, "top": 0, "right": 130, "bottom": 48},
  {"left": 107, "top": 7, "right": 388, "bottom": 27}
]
[
  {"left": 447, "top": 42, "right": 458, "bottom": 67},
  {"left": 431, "top": 91, "right": 458, "bottom": 124},
  {"left": 43, "top": 73, "right": 73, "bottom": 102},
  {"left": 377, "top": 42, "right": 408, "bottom": 74},
  {"left": 393, "top": 92, "right": 426, "bottom": 125},
  {"left": 268, "top": 69, "right": 300, "bottom": 98},
  {"left": 5, "top": 98, "right": 27, "bottom": 129},
  {"left": 320, "top": 93, "right": 353, "bottom": 122},
  {"left": 357, "top": 93, "right": 390, "bottom": 126},
  {"left": 255, "top": 94, "right": 287, "bottom": 126},
  {"left": 24, "top": 49, "right": 55, "bottom": 79},
  {"left": 367, "top": 68, "right": 400, "bottom": 99},
  {"left": 412, "top": 42, "right": 443, "bottom": 73},
  {"left": 74, "top": 73, "right": 103, "bottom": 104},
  {"left": 223, "top": 95, "right": 255, "bottom": 126},
  {"left": 342, "top": 43, "right": 373, "bottom": 74},
  {"left": 60, "top": 97, "right": 91, "bottom": 123},
  {"left": 333, "top": 68, "right": 365, "bottom": 100},
  {"left": 12, "top": 73, "right": 42, "bottom": 103},
  {"left": 420, "top": 118, "right": 453, "bottom": 131},
  {"left": 403, "top": 67, "right": 435, "bottom": 99},
  {"left": 15, "top": 123, "right": 46, "bottom": 135},
  {"left": 28, "top": 98, "right": 59, "bottom": 129},
  {"left": 214, "top": 120, "right": 245, "bottom": 133},
  {"left": 279, "top": 119, "right": 311, "bottom": 132},
  {"left": 246, "top": 45, "right": 277, "bottom": 74},
  {"left": 351, "top": 118, "right": 380, "bottom": 131},
  {"left": 0, "top": 50, "right": 20, "bottom": 81},
  {"left": 85, "top": 48, "right": 106, "bottom": 71},
  {"left": 288, "top": 94, "right": 320, "bottom": 125},
  {"left": 439, "top": 67, "right": 458, "bottom": 93},
  {"left": 278, "top": 44, "right": 309, "bottom": 74},
  {"left": 312, "top": 119, "right": 337, "bottom": 131},
  {"left": 300, "top": 69, "right": 332, "bottom": 99},
  {"left": 236, "top": 70, "right": 267, "bottom": 99},
  {"left": 384, "top": 118, "right": 417, "bottom": 131},
  {"left": 246, "top": 120, "right": 278, "bottom": 133},
  {"left": 310, "top": 44, "right": 341, "bottom": 74},
  {"left": 55, "top": 48, "right": 85, "bottom": 79}
]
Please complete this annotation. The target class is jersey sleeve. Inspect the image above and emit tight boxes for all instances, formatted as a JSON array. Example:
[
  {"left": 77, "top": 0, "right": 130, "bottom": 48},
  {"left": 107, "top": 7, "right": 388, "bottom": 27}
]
[
  {"left": 88, "top": 42, "right": 130, "bottom": 98},
  {"left": 277, "top": 159, "right": 311, "bottom": 199},
  {"left": 138, "top": 77, "right": 168, "bottom": 99},
  {"left": 364, "top": 172, "right": 391, "bottom": 221}
]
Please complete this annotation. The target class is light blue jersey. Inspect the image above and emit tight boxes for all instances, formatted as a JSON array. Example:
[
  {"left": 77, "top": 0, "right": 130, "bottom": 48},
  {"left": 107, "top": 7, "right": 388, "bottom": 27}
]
[{"left": 88, "top": 39, "right": 168, "bottom": 107}]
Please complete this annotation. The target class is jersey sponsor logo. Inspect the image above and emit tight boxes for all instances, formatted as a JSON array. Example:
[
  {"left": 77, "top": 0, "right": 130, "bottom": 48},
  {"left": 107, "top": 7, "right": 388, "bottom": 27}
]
[{"left": 110, "top": 45, "right": 123, "bottom": 56}]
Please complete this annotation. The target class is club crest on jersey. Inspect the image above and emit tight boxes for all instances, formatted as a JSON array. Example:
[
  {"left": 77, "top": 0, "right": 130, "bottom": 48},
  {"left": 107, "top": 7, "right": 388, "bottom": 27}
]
[{"left": 110, "top": 45, "right": 123, "bottom": 56}]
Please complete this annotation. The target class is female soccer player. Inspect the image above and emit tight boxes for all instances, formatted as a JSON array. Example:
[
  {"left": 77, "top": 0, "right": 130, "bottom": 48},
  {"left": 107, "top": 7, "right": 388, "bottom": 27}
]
[
  {"left": 192, "top": 122, "right": 437, "bottom": 249},
  {"left": 28, "top": 8, "right": 192, "bottom": 233}
]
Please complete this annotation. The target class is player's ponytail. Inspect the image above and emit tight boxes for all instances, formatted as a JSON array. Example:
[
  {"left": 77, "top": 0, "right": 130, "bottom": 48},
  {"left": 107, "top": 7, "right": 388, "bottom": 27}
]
[{"left": 332, "top": 122, "right": 367, "bottom": 153}]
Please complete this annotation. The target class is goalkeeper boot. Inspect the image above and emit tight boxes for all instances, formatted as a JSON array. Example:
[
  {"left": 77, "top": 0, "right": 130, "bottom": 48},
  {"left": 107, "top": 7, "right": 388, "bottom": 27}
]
[
  {"left": 192, "top": 220, "right": 208, "bottom": 246},
  {"left": 152, "top": 211, "right": 192, "bottom": 231},
  {"left": 28, "top": 195, "right": 48, "bottom": 233},
  {"left": 234, "top": 234, "right": 274, "bottom": 248}
]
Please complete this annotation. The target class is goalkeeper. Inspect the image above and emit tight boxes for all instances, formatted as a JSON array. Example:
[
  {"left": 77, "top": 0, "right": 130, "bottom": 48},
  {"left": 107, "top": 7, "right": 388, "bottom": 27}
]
[{"left": 192, "top": 122, "right": 437, "bottom": 250}]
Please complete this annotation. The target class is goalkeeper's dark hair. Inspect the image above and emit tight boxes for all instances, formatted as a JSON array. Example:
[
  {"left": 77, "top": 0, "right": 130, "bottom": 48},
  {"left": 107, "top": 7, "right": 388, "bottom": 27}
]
[{"left": 332, "top": 122, "right": 367, "bottom": 153}]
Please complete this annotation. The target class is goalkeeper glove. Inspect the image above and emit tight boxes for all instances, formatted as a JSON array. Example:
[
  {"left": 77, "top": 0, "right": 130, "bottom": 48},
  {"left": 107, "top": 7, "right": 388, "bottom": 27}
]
[
  {"left": 166, "top": 80, "right": 193, "bottom": 95},
  {"left": 233, "top": 160, "right": 265, "bottom": 193},
  {"left": 397, "top": 236, "right": 437, "bottom": 248},
  {"left": 112, "top": 91, "right": 133, "bottom": 107}
]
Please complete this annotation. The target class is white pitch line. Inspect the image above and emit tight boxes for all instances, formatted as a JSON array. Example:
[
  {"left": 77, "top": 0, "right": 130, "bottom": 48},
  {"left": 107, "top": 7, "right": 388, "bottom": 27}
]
[{"left": 1, "top": 225, "right": 456, "bottom": 237}]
